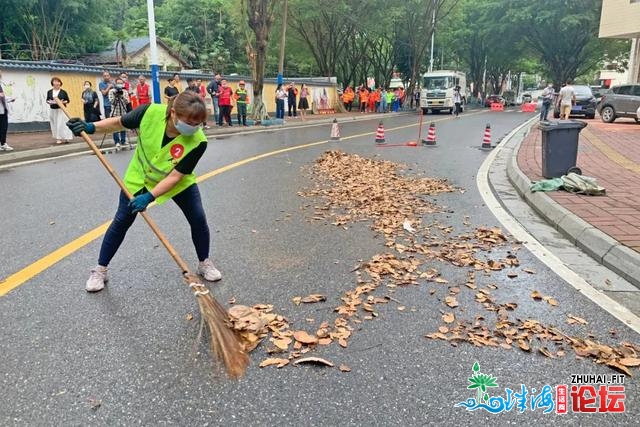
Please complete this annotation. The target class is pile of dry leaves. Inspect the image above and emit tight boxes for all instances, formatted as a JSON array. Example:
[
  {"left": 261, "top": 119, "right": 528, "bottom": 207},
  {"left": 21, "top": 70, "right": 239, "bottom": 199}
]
[{"left": 225, "top": 150, "right": 639, "bottom": 375}]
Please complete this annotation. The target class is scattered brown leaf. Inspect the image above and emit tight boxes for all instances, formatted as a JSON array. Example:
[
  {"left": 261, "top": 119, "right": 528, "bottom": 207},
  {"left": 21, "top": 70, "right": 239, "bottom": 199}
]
[
  {"left": 292, "top": 357, "right": 334, "bottom": 367},
  {"left": 259, "top": 358, "right": 290, "bottom": 368},
  {"left": 293, "top": 331, "right": 319, "bottom": 345},
  {"left": 567, "top": 315, "right": 588, "bottom": 325}
]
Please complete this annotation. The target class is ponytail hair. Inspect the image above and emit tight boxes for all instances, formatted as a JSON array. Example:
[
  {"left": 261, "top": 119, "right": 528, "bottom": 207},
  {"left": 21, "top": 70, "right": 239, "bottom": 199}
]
[{"left": 165, "top": 91, "right": 207, "bottom": 122}]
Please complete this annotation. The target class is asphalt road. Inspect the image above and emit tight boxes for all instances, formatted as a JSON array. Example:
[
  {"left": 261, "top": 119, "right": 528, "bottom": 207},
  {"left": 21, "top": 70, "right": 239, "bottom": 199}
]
[{"left": 0, "top": 108, "right": 638, "bottom": 425}]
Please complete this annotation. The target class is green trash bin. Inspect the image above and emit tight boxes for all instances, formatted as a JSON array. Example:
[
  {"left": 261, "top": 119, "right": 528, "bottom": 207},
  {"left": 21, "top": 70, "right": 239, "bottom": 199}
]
[{"left": 538, "top": 120, "right": 587, "bottom": 178}]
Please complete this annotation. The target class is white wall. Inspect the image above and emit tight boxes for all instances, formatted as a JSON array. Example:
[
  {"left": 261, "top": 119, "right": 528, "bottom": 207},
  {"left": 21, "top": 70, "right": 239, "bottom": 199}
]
[{"left": 1, "top": 70, "right": 52, "bottom": 123}]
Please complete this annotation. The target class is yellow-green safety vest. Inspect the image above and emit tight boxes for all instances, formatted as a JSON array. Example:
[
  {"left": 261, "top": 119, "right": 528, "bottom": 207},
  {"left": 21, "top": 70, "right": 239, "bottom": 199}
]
[
  {"left": 123, "top": 104, "right": 206, "bottom": 204},
  {"left": 235, "top": 88, "right": 248, "bottom": 104}
]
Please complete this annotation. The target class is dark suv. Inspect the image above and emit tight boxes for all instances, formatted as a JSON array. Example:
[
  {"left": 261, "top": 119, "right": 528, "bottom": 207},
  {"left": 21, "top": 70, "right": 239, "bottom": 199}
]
[
  {"left": 553, "top": 85, "right": 596, "bottom": 119},
  {"left": 597, "top": 84, "right": 640, "bottom": 123}
]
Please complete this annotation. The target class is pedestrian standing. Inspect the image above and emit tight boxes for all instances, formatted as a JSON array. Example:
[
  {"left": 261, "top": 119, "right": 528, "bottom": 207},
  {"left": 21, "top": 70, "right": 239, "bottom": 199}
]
[
  {"left": 136, "top": 75, "right": 151, "bottom": 106},
  {"left": 0, "top": 68, "right": 16, "bottom": 151},
  {"left": 368, "top": 88, "right": 378, "bottom": 113},
  {"left": 342, "top": 86, "right": 354, "bottom": 112},
  {"left": 164, "top": 78, "right": 179, "bottom": 101},
  {"left": 108, "top": 77, "right": 131, "bottom": 150},
  {"left": 453, "top": 86, "right": 462, "bottom": 118},
  {"left": 540, "top": 82, "right": 554, "bottom": 121},
  {"left": 99, "top": 71, "right": 113, "bottom": 120},
  {"left": 287, "top": 83, "right": 298, "bottom": 117},
  {"left": 558, "top": 80, "right": 576, "bottom": 120},
  {"left": 207, "top": 73, "right": 221, "bottom": 125},
  {"left": 359, "top": 86, "right": 369, "bottom": 113},
  {"left": 172, "top": 73, "right": 183, "bottom": 93},
  {"left": 185, "top": 78, "right": 200, "bottom": 95},
  {"left": 66, "top": 91, "right": 221, "bottom": 292},
  {"left": 46, "top": 77, "right": 74, "bottom": 144},
  {"left": 81, "top": 81, "right": 100, "bottom": 122},
  {"left": 217, "top": 79, "right": 233, "bottom": 126},
  {"left": 275, "top": 84, "right": 287, "bottom": 119},
  {"left": 234, "top": 80, "right": 249, "bottom": 126},
  {"left": 385, "top": 89, "right": 393, "bottom": 112},
  {"left": 379, "top": 88, "right": 388, "bottom": 113},
  {"left": 298, "top": 83, "right": 310, "bottom": 121},
  {"left": 196, "top": 79, "right": 209, "bottom": 129},
  {"left": 392, "top": 88, "right": 400, "bottom": 112}
]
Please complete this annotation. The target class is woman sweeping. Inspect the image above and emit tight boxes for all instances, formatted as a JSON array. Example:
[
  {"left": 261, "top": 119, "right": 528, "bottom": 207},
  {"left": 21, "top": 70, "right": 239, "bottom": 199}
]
[{"left": 67, "top": 91, "right": 221, "bottom": 292}]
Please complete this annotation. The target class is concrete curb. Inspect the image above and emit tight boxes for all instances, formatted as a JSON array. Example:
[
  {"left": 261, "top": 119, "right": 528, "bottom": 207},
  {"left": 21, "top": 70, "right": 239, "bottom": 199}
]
[
  {"left": 504, "top": 121, "right": 640, "bottom": 289},
  {"left": 0, "top": 110, "right": 415, "bottom": 169}
]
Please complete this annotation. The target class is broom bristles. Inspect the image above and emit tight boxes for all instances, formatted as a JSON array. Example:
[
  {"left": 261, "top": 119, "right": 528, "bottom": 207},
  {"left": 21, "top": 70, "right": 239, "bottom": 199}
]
[
  {"left": 197, "top": 292, "right": 250, "bottom": 378},
  {"left": 185, "top": 274, "right": 249, "bottom": 378}
]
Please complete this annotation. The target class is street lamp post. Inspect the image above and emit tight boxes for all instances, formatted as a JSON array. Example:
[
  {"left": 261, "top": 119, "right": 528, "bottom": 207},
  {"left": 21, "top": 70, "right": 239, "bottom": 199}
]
[{"left": 146, "top": 0, "right": 161, "bottom": 103}]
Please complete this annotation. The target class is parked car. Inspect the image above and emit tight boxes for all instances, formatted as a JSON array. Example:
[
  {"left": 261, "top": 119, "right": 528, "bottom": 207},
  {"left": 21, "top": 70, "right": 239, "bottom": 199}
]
[
  {"left": 597, "top": 84, "right": 640, "bottom": 123},
  {"left": 553, "top": 85, "right": 596, "bottom": 119},
  {"left": 592, "top": 87, "right": 611, "bottom": 108},
  {"left": 484, "top": 95, "right": 506, "bottom": 107},
  {"left": 637, "top": 105, "right": 640, "bottom": 120}
]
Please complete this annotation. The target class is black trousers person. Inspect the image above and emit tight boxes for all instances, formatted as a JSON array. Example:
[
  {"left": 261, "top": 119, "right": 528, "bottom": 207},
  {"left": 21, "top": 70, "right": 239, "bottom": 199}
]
[{"left": 0, "top": 112, "right": 8, "bottom": 146}]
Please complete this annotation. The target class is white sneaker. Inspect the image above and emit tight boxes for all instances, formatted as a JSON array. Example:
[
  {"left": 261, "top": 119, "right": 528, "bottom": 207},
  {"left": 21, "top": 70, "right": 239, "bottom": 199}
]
[
  {"left": 86, "top": 266, "right": 108, "bottom": 292},
  {"left": 0, "top": 144, "right": 13, "bottom": 151},
  {"left": 198, "top": 258, "right": 222, "bottom": 282},
  {"left": 115, "top": 143, "right": 121, "bottom": 151}
]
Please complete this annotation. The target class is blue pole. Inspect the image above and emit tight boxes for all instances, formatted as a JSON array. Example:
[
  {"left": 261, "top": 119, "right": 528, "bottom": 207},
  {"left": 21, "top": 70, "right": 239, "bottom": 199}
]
[{"left": 151, "top": 64, "right": 160, "bottom": 104}]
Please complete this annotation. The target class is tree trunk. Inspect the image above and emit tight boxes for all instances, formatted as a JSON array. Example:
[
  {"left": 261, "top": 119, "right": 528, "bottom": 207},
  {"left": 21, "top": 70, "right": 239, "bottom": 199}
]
[{"left": 246, "top": 0, "right": 278, "bottom": 122}]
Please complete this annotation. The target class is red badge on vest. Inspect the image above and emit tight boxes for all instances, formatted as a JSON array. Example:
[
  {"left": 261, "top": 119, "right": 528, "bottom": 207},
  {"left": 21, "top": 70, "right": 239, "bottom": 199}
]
[{"left": 170, "top": 144, "right": 185, "bottom": 159}]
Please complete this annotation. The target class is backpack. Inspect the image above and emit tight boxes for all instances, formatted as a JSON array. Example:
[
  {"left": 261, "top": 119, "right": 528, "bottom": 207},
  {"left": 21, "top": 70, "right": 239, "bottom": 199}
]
[{"left": 561, "top": 173, "right": 606, "bottom": 196}]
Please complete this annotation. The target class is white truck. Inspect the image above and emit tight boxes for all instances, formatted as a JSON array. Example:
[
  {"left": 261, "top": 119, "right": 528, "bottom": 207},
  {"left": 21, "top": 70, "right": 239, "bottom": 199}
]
[{"left": 420, "top": 70, "right": 467, "bottom": 114}]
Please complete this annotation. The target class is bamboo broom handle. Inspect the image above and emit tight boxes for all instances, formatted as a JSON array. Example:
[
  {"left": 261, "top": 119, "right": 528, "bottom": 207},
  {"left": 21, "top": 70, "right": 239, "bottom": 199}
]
[{"left": 55, "top": 99, "right": 191, "bottom": 274}]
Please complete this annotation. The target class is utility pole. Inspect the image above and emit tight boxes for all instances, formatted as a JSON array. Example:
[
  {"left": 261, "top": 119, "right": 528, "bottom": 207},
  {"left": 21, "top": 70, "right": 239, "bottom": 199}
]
[
  {"left": 146, "top": 0, "right": 161, "bottom": 103},
  {"left": 428, "top": 0, "right": 436, "bottom": 72},
  {"left": 278, "top": 0, "right": 288, "bottom": 85}
]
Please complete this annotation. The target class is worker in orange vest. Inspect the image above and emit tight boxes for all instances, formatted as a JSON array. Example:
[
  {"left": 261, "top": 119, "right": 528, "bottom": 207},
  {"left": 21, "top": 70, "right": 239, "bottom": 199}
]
[
  {"left": 369, "top": 88, "right": 380, "bottom": 112},
  {"left": 342, "top": 86, "right": 355, "bottom": 112},
  {"left": 359, "top": 86, "right": 369, "bottom": 113}
]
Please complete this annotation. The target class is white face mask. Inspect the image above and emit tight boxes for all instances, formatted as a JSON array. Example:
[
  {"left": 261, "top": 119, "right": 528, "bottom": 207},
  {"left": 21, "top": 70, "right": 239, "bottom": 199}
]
[
  {"left": 174, "top": 119, "right": 200, "bottom": 136},
  {"left": 84, "top": 85, "right": 90, "bottom": 90}
]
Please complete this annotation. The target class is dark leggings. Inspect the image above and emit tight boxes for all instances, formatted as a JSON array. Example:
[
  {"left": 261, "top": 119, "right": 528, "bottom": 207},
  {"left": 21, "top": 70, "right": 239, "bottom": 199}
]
[{"left": 98, "top": 184, "right": 210, "bottom": 266}]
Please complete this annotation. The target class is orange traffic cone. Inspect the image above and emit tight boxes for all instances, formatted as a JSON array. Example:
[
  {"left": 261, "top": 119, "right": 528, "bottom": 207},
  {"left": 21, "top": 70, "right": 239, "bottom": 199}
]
[
  {"left": 330, "top": 118, "right": 340, "bottom": 141},
  {"left": 375, "top": 122, "right": 385, "bottom": 144},
  {"left": 422, "top": 122, "right": 437, "bottom": 146},
  {"left": 481, "top": 123, "right": 492, "bottom": 149}
]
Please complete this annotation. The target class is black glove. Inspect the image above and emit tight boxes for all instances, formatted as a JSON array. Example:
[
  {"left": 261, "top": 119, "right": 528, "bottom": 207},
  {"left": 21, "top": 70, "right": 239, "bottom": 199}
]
[{"left": 66, "top": 118, "right": 95, "bottom": 136}]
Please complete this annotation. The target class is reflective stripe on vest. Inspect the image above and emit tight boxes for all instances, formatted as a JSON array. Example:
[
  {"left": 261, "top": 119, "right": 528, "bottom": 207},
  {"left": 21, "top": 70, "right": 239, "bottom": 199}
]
[
  {"left": 123, "top": 104, "right": 206, "bottom": 204},
  {"left": 236, "top": 89, "right": 248, "bottom": 104}
]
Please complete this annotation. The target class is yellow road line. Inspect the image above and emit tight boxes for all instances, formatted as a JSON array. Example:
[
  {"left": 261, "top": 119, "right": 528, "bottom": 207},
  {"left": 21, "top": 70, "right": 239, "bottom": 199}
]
[
  {"left": 581, "top": 128, "right": 640, "bottom": 174},
  {"left": 0, "top": 223, "right": 111, "bottom": 296},
  {"left": 0, "top": 112, "right": 477, "bottom": 296}
]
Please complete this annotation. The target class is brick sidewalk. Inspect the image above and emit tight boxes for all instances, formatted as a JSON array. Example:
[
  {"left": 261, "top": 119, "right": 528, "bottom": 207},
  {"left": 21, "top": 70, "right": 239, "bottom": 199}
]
[{"left": 518, "top": 118, "right": 640, "bottom": 253}]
